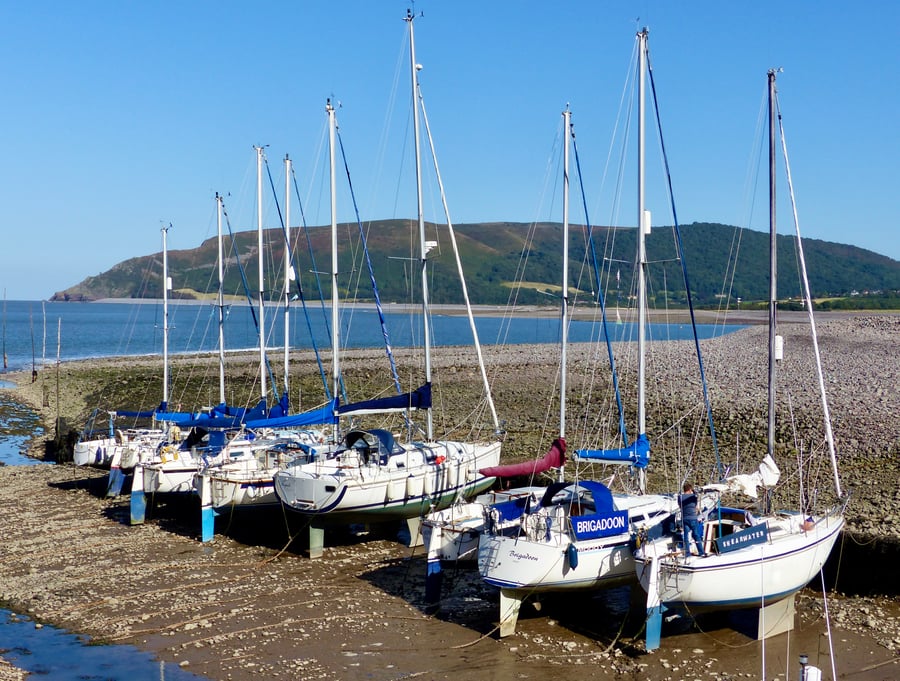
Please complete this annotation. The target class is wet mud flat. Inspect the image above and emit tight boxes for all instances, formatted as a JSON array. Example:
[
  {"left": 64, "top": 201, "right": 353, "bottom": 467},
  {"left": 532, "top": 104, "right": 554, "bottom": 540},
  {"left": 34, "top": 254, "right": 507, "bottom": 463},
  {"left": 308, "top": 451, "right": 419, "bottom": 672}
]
[{"left": 1, "top": 464, "right": 899, "bottom": 681}]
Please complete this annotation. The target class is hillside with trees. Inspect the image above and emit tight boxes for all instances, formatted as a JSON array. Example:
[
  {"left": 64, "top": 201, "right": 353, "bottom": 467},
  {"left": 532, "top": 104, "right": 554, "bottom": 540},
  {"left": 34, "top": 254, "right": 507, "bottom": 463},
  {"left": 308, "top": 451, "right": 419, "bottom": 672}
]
[{"left": 51, "top": 221, "right": 900, "bottom": 309}]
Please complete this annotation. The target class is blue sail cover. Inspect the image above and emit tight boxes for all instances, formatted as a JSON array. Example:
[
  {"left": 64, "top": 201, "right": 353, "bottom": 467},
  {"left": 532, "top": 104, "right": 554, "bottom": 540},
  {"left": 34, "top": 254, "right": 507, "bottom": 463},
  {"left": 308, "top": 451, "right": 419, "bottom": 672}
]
[
  {"left": 115, "top": 404, "right": 195, "bottom": 423},
  {"left": 575, "top": 432, "right": 650, "bottom": 468},
  {"left": 245, "top": 400, "right": 338, "bottom": 429},
  {"left": 154, "top": 411, "right": 199, "bottom": 424},
  {"left": 337, "top": 383, "right": 431, "bottom": 417},
  {"left": 176, "top": 398, "right": 271, "bottom": 429}
]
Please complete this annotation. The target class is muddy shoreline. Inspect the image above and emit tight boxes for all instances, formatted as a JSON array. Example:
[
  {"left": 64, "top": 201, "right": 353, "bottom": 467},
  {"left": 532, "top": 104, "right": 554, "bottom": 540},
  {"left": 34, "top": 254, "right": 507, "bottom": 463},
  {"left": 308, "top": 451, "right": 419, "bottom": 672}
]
[
  {"left": 1, "top": 313, "right": 899, "bottom": 679},
  {"left": 1, "top": 464, "right": 899, "bottom": 680}
]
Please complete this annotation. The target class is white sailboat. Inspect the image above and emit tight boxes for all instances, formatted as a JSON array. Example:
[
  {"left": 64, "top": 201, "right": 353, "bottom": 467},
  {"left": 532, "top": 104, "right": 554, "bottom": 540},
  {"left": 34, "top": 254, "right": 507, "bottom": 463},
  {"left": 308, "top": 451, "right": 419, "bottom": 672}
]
[
  {"left": 129, "top": 222, "right": 208, "bottom": 522},
  {"left": 194, "top": 183, "right": 331, "bottom": 542},
  {"left": 135, "top": 149, "right": 322, "bottom": 528},
  {"left": 476, "top": 82, "right": 679, "bottom": 637},
  {"left": 104, "top": 224, "right": 194, "bottom": 500},
  {"left": 634, "top": 68, "right": 846, "bottom": 650},
  {"left": 273, "top": 12, "right": 502, "bottom": 559},
  {"left": 74, "top": 226, "right": 186, "bottom": 478}
]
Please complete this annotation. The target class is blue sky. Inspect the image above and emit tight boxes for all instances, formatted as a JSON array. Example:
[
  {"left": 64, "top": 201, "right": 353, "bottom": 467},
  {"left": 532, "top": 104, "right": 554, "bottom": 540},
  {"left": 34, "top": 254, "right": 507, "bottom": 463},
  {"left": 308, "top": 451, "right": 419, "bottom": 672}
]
[{"left": 1, "top": 1, "right": 896, "bottom": 301}]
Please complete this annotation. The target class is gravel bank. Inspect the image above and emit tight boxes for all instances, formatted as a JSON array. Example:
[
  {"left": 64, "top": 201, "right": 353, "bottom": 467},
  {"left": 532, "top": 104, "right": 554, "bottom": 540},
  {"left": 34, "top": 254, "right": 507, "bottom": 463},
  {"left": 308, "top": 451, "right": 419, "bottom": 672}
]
[
  {"left": 0, "top": 464, "right": 898, "bottom": 680},
  {"left": 0, "top": 313, "right": 898, "bottom": 679}
]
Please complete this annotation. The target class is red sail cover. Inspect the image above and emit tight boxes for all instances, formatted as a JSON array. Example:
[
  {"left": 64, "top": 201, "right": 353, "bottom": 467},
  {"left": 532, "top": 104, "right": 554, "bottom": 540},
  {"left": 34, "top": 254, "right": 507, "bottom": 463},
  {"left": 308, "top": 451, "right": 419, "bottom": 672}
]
[{"left": 480, "top": 437, "right": 567, "bottom": 478}]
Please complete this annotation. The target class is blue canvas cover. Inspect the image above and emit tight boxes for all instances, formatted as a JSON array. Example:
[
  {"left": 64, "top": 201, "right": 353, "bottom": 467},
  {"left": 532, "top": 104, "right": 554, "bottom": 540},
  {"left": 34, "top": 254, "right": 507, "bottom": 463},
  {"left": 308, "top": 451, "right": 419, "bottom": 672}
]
[
  {"left": 245, "top": 400, "right": 338, "bottom": 429},
  {"left": 337, "top": 383, "right": 431, "bottom": 417},
  {"left": 492, "top": 496, "right": 532, "bottom": 522},
  {"left": 575, "top": 432, "right": 650, "bottom": 468},
  {"left": 177, "top": 398, "right": 270, "bottom": 429}
]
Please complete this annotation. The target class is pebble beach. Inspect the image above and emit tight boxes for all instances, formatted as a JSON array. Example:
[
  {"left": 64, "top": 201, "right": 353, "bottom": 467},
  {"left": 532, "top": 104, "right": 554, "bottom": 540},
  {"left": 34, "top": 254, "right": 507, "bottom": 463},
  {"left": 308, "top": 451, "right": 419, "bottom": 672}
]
[{"left": 0, "top": 312, "right": 898, "bottom": 679}]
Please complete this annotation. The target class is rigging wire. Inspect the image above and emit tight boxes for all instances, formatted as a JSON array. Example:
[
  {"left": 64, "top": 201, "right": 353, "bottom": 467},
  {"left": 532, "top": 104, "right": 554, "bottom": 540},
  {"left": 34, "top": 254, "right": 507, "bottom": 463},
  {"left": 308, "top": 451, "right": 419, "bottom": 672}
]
[
  {"left": 646, "top": 46, "right": 724, "bottom": 480},
  {"left": 335, "top": 122, "right": 404, "bottom": 396},
  {"left": 290, "top": 159, "right": 339, "bottom": 404},
  {"left": 572, "top": 129, "right": 628, "bottom": 448}
]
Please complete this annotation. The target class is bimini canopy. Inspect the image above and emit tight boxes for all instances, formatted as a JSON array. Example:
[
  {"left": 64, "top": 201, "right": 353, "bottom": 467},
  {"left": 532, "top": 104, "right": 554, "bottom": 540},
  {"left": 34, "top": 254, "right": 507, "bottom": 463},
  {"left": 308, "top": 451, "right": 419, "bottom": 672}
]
[{"left": 540, "top": 479, "right": 616, "bottom": 515}]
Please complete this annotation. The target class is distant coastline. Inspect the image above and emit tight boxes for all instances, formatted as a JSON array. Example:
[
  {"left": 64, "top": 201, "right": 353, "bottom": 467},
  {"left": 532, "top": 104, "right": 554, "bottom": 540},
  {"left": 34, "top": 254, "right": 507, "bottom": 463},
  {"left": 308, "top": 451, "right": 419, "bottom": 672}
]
[{"left": 86, "top": 297, "right": 889, "bottom": 326}]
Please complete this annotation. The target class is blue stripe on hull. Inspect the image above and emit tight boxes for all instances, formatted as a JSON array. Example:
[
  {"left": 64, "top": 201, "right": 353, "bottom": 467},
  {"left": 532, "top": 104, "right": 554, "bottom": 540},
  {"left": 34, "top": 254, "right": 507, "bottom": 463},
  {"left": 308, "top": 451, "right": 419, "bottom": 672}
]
[
  {"left": 285, "top": 477, "right": 495, "bottom": 522},
  {"left": 660, "top": 523, "right": 843, "bottom": 609},
  {"left": 484, "top": 572, "right": 635, "bottom": 592}
]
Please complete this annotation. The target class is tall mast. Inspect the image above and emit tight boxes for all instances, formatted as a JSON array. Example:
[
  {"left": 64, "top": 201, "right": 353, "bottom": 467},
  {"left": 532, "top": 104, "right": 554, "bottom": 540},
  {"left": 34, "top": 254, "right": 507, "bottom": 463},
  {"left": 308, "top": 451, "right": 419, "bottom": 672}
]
[
  {"left": 559, "top": 106, "right": 571, "bottom": 483},
  {"left": 161, "top": 223, "right": 170, "bottom": 410},
  {"left": 773, "top": 72, "right": 843, "bottom": 499},
  {"left": 327, "top": 100, "right": 340, "bottom": 428},
  {"left": 254, "top": 145, "right": 267, "bottom": 408},
  {"left": 2, "top": 289, "right": 6, "bottom": 371},
  {"left": 406, "top": 9, "right": 433, "bottom": 440},
  {"left": 636, "top": 29, "right": 649, "bottom": 494},
  {"left": 767, "top": 70, "right": 778, "bottom": 461},
  {"left": 215, "top": 194, "right": 226, "bottom": 406},
  {"left": 284, "top": 154, "right": 292, "bottom": 399}
]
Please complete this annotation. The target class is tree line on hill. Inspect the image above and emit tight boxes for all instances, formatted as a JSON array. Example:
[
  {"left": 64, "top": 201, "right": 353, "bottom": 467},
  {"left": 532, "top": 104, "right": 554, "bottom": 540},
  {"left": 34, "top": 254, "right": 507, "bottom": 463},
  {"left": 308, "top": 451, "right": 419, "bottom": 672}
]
[{"left": 52, "top": 221, "right": 900, "bottom": 309}]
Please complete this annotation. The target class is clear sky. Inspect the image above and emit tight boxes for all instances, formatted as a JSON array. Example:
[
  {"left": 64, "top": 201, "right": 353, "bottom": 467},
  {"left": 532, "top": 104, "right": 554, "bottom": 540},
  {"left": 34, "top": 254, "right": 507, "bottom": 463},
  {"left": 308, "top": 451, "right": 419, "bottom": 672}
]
[{"left": 1, "top": 1, "right": 896, "bottom": 301}]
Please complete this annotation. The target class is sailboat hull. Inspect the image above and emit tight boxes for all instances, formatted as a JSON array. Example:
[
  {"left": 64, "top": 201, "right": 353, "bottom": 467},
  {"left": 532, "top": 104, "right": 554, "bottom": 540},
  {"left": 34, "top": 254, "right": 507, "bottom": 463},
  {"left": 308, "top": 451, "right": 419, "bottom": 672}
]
[
  {"left": 274, "top": 440, "right": 501, "bottom": 523},
  {"left": 73, "top": 437, "right": 117, "bottom": 467},
  {"left": 478, "top": 492, "right": 677, "bottom": 593},
  {"left": 636, "top": 511, "right": 844, "bottom": 609},
  {"left": 478, "top": 531, "right": 636, "bottom": 592},
  {"left": 142, "top": 463, "right": 197, "bottom": 495}
]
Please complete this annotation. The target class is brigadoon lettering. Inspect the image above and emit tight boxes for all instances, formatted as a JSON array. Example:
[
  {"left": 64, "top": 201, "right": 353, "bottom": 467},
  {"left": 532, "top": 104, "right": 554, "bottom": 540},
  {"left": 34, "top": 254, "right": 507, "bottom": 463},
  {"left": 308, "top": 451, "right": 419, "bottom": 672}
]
[{"left": 575, "top": 514, "right": 626, "bottom": 535}]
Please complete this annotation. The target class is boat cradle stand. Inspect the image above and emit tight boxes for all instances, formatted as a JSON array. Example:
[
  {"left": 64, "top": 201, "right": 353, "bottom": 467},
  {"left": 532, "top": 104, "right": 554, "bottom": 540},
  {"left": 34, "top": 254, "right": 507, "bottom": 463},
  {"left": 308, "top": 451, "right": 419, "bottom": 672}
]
[
  {"left": 730, "top": 594, "right": 797, "bottom": 642},
  {"left": 306, "top": 517, "right": 424, "bottom": 560}
]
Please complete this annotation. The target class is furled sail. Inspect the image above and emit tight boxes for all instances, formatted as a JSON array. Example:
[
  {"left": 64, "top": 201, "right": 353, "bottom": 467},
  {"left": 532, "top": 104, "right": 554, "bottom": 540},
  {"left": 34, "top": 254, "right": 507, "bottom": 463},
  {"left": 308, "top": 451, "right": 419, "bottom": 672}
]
[
  {"left": 337, "top": 383, "right": 431, "bottom": 417},
  {"left": 723, "top": 454, "right": 780, "bottom": 498},
  {"left": 574, "top": 432, "right": 650, "bottom": 468},
  {"left": 479, "top": 437, "right": 566, "bottom": 478},
  {"left": 245, "top": 399, "right": 338, "bottom": 429}
]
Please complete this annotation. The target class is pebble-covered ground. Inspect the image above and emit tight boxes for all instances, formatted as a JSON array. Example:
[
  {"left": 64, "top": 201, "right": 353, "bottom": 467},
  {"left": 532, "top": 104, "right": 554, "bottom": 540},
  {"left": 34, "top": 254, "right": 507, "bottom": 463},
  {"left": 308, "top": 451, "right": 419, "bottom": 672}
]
[
  {"left": 0, "top": 312, "right": 897, "bottom": 679},
  {"left": 0, "top": 464, "right": 898, "bottom": 680}
]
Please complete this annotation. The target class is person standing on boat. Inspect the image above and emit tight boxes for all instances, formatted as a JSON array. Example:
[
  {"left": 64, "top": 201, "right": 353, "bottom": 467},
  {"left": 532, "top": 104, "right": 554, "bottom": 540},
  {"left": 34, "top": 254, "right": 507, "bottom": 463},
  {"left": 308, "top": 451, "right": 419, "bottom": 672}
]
[{"left": 679, "top": 482, "right": 706, "bottom": 557}]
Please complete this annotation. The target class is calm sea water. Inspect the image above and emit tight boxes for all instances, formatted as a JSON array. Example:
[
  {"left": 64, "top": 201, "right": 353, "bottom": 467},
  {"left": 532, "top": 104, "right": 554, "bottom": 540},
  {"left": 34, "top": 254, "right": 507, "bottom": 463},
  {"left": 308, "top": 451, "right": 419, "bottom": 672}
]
[
  {"left": 0, "top": 299, "right": 736, "bottom": 373},
  {"left": 0, "top": 610, "right": 204, "bottom": 680}
]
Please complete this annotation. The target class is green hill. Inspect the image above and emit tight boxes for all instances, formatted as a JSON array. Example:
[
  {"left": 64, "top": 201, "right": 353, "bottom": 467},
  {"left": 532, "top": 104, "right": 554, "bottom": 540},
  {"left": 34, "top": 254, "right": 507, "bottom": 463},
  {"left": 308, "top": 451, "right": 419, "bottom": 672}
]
[{"left": 50, "top": 221, "right": 900, "bottom": 308}]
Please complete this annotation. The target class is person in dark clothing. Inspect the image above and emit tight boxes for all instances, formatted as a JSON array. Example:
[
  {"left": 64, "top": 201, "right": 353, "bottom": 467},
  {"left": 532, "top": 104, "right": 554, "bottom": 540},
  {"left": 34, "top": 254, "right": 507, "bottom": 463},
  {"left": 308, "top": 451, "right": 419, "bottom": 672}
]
[{"left": 679, "top": 482, "right": 706, "bottom": 557}]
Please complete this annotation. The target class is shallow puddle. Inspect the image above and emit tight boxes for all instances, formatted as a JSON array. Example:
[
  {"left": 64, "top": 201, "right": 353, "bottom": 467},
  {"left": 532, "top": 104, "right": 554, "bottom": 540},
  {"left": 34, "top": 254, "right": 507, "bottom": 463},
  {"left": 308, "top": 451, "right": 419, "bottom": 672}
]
[{"left": 0, "top": 610, "right": 205, "bottom": 680}]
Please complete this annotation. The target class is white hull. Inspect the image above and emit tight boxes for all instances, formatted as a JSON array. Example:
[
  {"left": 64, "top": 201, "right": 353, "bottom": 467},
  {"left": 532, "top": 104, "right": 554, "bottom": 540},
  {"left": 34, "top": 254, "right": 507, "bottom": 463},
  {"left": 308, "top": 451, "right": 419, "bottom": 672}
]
[
  {"left": 422, "top": 487, "right": 544, "bottom": 562},
  {"left": 139, "top": 440, "right": 208, "bottom": 495},
  {"left": 274, "top": 439, "right": 501, "bottom": 523},
  {"left": 74, "top": 428, "right": 168, "bottom": 469},
  {"left": 73, "top": 436, "right": 117, "bottom": 467},
  {"left": 478, "top": 528, "right": 636, "bottom": 592},
  {"left": 207, "top": 471, "right": 278, "bottom": 509},
  {"left": 142, "top": 462, "right": 198, "bottom": 495},
  {"left": 198, "top": 432, "right": 326, "bottom": 511},
  {"left": 636, "top": 509, "right": 844, "bottom": 609},
  {"left": 478, "top": 491, "right": 676, "bottom": 593}
]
